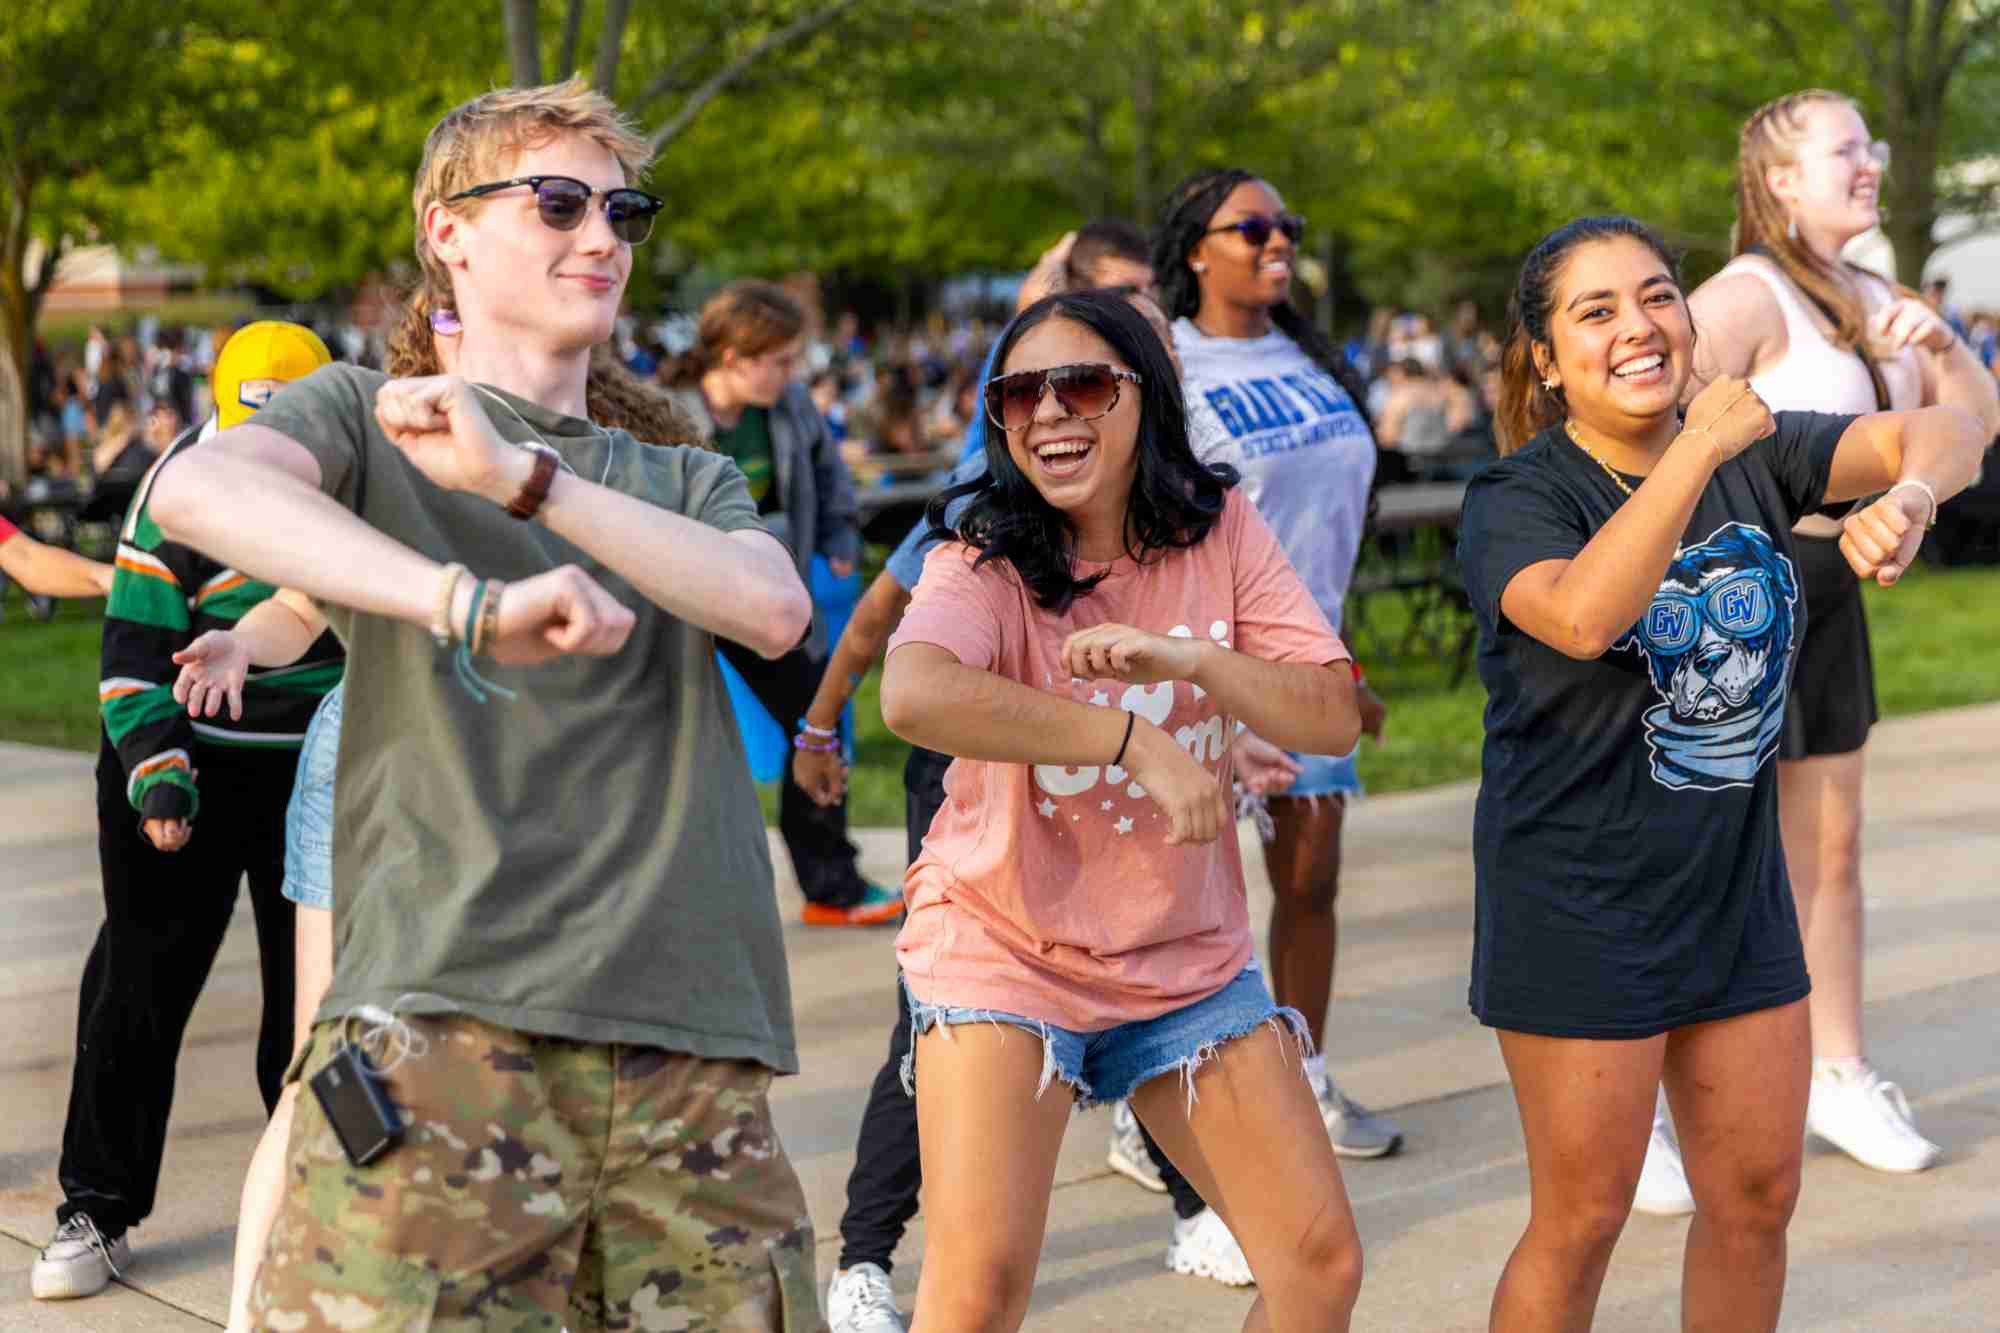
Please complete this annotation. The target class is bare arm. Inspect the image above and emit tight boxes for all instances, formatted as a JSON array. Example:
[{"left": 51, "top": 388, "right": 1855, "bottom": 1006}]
[
  {"left": 1501, "top": 378, "right": 1776, "bottom": 659},
  {"left": 1683, "top": 272, "right": 1783, "bottom": 403},
  {"left": 882, "top": 640, "right": 1232, "bottom": 844},
  {"left": 1908, "top": 312, "right": 2000, "bottom": 436},
  {"left": 530, "top": 465, "right": 808, "bottom": 659},
  {"left": 802, "top": 570, "right": 913, "bottom": 732},
  {"left": 172, "top": 589, "right": 331, "bottom": 721},
  {"left": 0, "top": 532, "right": 112, "bottom": 598},
  {"left": 1056, "top": 624, "right": 1357, "bottom": 757},
  {"left": 233, "top": 589, "right": 329, "bottom": 666},
  {"left": 1827, "top": 403, "right": 1989, "bottom": 586},
  {"left": 368, "top": 375, "right": 809, "bottom": 659},
  {"left": 148, "top": 426, "right": 461, "bottom": 627},
  {"left": 793, "top": 569, "right": 914, "bottom": 806}
]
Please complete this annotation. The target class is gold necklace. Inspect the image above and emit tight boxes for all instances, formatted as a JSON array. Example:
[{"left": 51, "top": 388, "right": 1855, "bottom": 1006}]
[{"left": 1563, "top": 420, "right": 1635, "bottom": 498}]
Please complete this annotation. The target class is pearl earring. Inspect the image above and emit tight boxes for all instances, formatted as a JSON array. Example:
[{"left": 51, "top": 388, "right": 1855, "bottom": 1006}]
[
  {"left": 1191, "top": 261, "right": 1207, "bottom": 273},
  {"left": 1542, "top": 377, "right": 1557, "bottom": 391},
  {"left": 1785, "top": 216, "right": 1799, "bottom": 242}
]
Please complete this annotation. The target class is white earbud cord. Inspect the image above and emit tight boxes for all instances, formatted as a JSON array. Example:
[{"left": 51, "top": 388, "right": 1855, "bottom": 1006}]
[{"left": 472, "top": 382, "right": 616, "bottom": 486}]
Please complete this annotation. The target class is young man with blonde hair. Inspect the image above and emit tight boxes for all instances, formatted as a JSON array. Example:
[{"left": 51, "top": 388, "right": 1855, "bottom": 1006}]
[{"left": 140, "top": 82, "right": 822, "bottom": 1329}]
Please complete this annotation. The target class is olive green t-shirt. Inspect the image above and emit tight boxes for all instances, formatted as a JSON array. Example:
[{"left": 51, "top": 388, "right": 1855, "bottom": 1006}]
[
  {"left": 712, "top": 406, "right": 777, "bottom": 514},
  {"left": 252, "top": 363, "right": 797, "bottom": 1072}
]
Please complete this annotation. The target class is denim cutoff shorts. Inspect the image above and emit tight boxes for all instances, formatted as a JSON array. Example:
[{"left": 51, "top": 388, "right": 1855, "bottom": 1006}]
[
  {"left": 1283, "top": 747, "right": 1364, "bottom": 800},
  {"left": 280, "top": 684, "right": 343, "bottom": 912},
  {"left": 901, "top": 962, "right": 1309, "bottom": 1110}
]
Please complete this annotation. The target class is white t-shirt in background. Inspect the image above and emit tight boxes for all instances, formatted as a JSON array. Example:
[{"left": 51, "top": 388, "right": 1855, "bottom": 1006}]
[{"left": 1173, "top": 318, "right": 1377, "bottom": 631}]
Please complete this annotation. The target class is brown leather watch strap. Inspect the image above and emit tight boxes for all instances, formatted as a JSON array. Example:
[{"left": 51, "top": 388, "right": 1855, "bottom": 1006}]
[{"left": 505, "top": 447, "right": 558, "bottom": 521}]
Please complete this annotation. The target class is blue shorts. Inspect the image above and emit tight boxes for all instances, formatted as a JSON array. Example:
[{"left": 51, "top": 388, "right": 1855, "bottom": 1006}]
[
  {"left": 901, "top": 963, "right": 1308, "bottom": 1110},
  {"left": 281, "top": 685, "right": 342, "bottom": 912},
  {"left": 1282, "top": 748, "right": 1363, "bottom": 800}
]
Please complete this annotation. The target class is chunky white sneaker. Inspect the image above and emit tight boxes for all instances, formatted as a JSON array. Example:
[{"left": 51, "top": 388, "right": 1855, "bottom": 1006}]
[
  {"left": 31, "top": 1213, "right": 130, "bottom": 1300},
  {"left": 1632, "top": 1097, "right": 1696, "bottom": 1216},
  {"left": 1317, "top": 1076, "right": 1403, "bottom": 1158},
  {"left": 1807, "top": 1062, "right": 1942, "bottom": 1173},
  {"left": 1106, "top": 1100, "right": 1167, "bottom": 1193},
  {"left": 1166, "top": 1207, "right": 1254, "bottom": 1287},
  {"left": 826, "top": 1261, "right": 906, "bottom": 1333}
]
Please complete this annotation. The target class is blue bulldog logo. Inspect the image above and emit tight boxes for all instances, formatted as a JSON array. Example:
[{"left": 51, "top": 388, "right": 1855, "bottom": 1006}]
[{"left": 1616, "top": 523, "right": 1799, "bottom": 791}]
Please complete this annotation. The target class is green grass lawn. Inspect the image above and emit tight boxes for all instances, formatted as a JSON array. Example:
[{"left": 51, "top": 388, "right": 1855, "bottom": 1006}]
[{"left": 9, "top": 564, "right": 2000, "bottom": 826}]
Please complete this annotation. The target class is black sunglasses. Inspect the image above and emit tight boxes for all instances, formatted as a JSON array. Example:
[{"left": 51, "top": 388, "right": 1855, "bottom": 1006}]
[
  {"left": 445, "top": 175, "right": 666, "bottom": 245},
  {"left": 984, "top": 362, "right": 1142, "bottom": 432},
  {"left": 1204, "top": 211, "right": 1306, "bottom": 248}
]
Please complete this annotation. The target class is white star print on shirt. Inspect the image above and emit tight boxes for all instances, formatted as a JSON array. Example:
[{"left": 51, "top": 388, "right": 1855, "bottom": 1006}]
[
  {"left": 1037, "top": 798, "right": 1056, "bottom": 818},
  {"left": 1100, "top": 800, "right": 1115, "bottom": 811},
  {"left": 1115, "top": 816, "right": 1135, "bottom": 834}
]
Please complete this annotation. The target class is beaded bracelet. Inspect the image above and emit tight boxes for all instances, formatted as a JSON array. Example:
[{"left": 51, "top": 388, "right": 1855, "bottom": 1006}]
[
  {"left": 792, "top": 732, "right": 842, "bottom": 753},
  {"left": 799, "top": 719, "right": 838, "bottom": 740}
]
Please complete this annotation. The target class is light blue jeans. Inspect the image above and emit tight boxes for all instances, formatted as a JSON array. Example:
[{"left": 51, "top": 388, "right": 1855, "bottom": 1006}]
[{"left": 280, "top": 684, "right": 342, "bottom": 911}]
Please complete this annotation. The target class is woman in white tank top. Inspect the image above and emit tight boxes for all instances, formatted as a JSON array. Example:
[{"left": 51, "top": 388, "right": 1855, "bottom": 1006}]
[{"left": 1626, "top": 90, "right": 2000, "bottom": 1208}]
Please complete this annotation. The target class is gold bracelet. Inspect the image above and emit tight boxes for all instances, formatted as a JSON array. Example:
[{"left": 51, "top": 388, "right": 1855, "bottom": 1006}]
[
  {"left": 432, "top": 563, "right": 468, "bottom": 648},
  {"left": 478, "top": 579, "right": 505, "bottom": 656}
]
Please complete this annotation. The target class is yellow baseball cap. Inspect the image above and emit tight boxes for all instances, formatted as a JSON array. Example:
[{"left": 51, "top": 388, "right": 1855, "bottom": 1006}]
[{"left": 213, "top": 321, "right": 333, "bottom": 428}]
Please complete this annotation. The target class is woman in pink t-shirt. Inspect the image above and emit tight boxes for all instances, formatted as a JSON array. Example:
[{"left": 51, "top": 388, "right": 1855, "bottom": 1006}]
[{"left": 881, "top": 289, "right": 1365, "bottom": 1332}]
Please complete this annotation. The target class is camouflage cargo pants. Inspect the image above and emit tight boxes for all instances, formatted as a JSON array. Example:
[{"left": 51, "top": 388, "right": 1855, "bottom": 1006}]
[{"left": 251, "top": 1014, "right": 825, "bottom": 1331}]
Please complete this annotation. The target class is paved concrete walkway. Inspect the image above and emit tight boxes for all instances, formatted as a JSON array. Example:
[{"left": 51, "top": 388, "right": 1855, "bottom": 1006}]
[{"left": 3, "top": 705, "right": 1997, "bottom": 1330}]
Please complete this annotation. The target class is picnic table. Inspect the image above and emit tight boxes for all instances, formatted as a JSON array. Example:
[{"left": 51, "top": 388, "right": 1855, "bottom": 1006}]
[{"left": 1344, "top": 480, "right": 1477, "bottom": 682}]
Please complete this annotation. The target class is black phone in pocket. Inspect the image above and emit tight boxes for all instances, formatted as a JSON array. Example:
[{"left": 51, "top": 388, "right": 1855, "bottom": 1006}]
[{"left": 309, "top": 1043, "right": 404, "bottom": 1167}]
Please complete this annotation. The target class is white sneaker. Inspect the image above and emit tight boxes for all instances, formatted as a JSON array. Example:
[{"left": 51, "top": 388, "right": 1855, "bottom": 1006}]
[
  {"left": 1632, "top": 1096, "right": 1695, "bottom": 1216},
  {"left": 826, "top": 1261, "right": 906, "bottom": 1333},
  {"left": 1165, "top": 1207, "right": 1254, "bottom": 1288},
  {"left": 1106, "top": 1100, "right": 1167, "bottom": 1193},
  {"left": 31, "top": 1213, "right": 130, "bottom": 1300},
  {"left": 1317, "top": 1076, "right": 1403, "bottom": 1158},
  {"left": 1807, "top": 1062, "right": 1942, "bottom": 1173}
]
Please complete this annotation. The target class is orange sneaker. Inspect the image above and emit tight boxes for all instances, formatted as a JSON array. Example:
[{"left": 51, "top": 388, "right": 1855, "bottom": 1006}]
[{"left": 801, "top": 883, "right": 905, "bottom": 927}]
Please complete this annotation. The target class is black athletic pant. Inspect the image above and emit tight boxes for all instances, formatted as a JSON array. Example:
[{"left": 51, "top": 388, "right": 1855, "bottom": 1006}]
[
  {"left": 718, "top": 637, "right": 870, "bottom": 907},
  {"left": 836, "top": 748, "right": 1206, "bottom": 1271},
  {"left": 57, "top": 736, "right": 298, "bottom": 1236}
]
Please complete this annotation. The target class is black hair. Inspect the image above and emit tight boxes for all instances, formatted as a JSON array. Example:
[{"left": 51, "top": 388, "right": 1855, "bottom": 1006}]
[
  {"left": 926, "top": 288, "right": 1237, "bottom": 613},
  {"left": 1152, "top": 167, "right": 1372, "bottom": 425},
  {"left": 1497, "top": 214, "right": 1681, "bottom": 453},
  {"left": 1064, "top": 218, "right": 1153, "bottom": 290}
]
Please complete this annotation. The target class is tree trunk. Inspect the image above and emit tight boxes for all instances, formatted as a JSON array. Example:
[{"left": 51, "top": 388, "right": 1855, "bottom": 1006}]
[
  {"left": 558, "top": 0, "right": 585, "bottom": 77},
  {"left": 593, "top": 0, "right": 633, "bottom": 96},
  {"left": 1882, "top": 109, "right": 1944, "bottom": 284},
  {"left": 502, "top": 0, "right": 541, "bottom": 86},
  {"left": 1130, "top": 28, "right": 1156, "bottom": 218},
  {"left": 0, "top": 171, "right": 38, "bottom": 490}
]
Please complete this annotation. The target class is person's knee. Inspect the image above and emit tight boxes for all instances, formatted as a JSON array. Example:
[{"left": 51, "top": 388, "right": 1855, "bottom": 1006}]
[
  {"left": 1269, "top": 863, "right": 1341, "bottom": 915},
  {"left": 1267, "top": 1201, "right": 1364, "bottom": 1310},
  {"left": 1696, "top": 1154, "right": 1801, "bottom": 1239},
  {"left": 1531, "top": 1192, "right": 1630, "bottom": 1268},
  {"left": 924, "top": 1254, "right": 1036, "bottom": 1332}
]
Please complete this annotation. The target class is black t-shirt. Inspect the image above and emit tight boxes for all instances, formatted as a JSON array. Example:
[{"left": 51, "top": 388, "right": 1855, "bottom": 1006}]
[{"left": 1455, "top": 411, "right": 1854, "bottom": 1037}]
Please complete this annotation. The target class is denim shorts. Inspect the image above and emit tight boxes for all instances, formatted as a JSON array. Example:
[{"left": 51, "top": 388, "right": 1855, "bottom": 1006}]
[
  {"left": 1283, "top": 748, "right": 1364, "bottom": 800},
  {"left": 281, "top": 684, "right": 342, "bottom": 912},
  {"left": 901, "top": 963, "right": 1308, "bottom": 1110}
]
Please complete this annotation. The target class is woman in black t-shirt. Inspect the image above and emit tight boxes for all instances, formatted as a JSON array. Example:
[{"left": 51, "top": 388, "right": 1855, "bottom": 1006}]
[{"left": 1457, "top": 215, "right": 1985, "bottom": 1332}]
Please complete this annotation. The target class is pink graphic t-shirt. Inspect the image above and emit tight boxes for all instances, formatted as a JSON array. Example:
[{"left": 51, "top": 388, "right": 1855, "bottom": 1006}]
[{"left": 888, "top": 489, "right": 1347, "bottom": 1031}]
